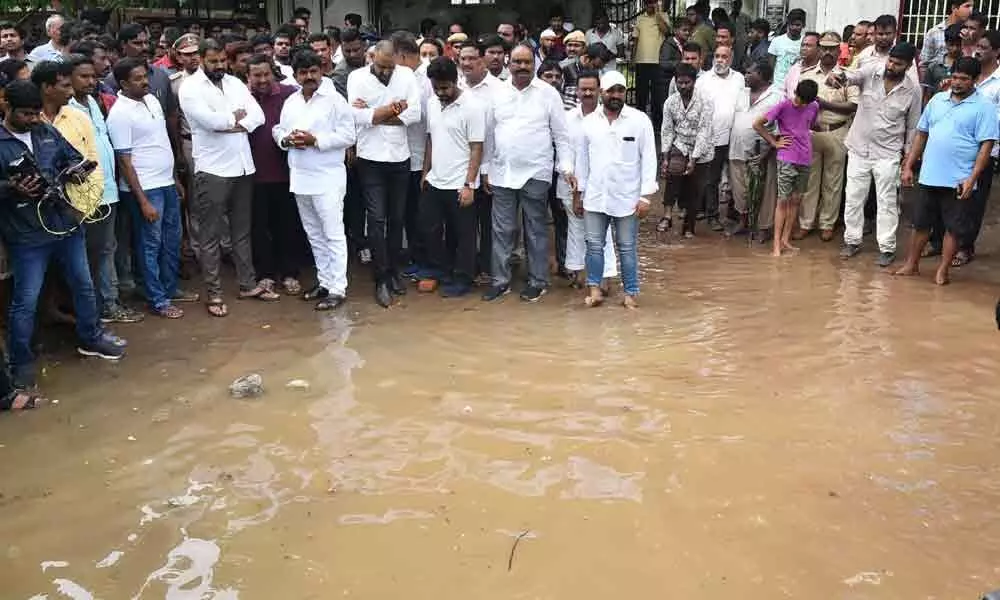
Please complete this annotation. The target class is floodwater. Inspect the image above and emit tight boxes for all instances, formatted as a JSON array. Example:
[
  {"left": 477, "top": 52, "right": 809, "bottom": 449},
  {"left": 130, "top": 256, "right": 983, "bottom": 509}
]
[{"left": 2, "top": 225, "right": 1000, "bottom": 599}]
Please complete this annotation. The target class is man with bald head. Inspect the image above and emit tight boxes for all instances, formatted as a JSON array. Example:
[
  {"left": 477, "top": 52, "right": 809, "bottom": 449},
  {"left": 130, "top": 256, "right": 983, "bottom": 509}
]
[
  {"left": 482, "top": 43, "right": 573, "bottom": 303},
  {"left": 347, "top": 39, "right": 422, "bottom": 307}
]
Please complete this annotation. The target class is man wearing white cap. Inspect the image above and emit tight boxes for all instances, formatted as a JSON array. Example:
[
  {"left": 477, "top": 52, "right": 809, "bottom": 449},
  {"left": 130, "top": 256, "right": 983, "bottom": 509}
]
[{"left": 575, "top": 71, "right": 657, "bottom": 309}]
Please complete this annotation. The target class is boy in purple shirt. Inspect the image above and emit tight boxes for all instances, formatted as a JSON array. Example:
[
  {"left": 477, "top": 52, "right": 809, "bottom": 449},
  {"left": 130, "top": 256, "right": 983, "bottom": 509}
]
[{"left": 753, "top": 80, "right": 819, "bottom": 256}]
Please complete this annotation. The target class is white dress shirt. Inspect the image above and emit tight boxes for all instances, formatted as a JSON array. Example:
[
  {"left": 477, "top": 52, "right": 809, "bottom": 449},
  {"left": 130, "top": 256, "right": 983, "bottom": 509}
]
[
  {"left": 273, "top": 79, "right": 357, "bottom": 196},
  {"left": 460, "top": 72, "right": 504, "bottom": 174},
  {"left": 347, "top": 64, "right": 422, "bottom": 163},
  {"left": 425, "top": 92, "right": 487, "bottom": 190},
  {"left": 178, "top": 69, "right": 264, "bottom": 177},
  {"left": 406, "top": 68, "right": 433, "bottom": 172},
  {"left": 490, "top": 77, "right": 573, "bottom": 189},
  {"left": 576, "top": 106, "right": 658, "bottom": 217},
  {"left": 695, "top": 68, "right": 745, "bottom": 147},
  {"left": 729, "top": 85, "right": 782, "bottom": 160},
  {"left": 106, "top": 92, "right": 175, "bottom": 192},
  {"left": 556, "top": 105, "right": 588, "bottom": 201}
]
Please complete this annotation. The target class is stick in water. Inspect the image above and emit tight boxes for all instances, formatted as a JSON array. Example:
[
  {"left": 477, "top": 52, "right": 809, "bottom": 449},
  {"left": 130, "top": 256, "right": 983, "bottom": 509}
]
[{"left": 507, "top": 530, "right": 530, "bottom": 572}]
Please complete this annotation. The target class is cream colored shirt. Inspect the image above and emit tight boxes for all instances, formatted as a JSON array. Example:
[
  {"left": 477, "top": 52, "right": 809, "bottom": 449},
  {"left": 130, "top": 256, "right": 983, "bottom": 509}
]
[
  {"left": 46, "top": 105, "right": 105, "bottom": 194},
  {"left": 633, "top": 12, "right": 667, "bottom": 64}
]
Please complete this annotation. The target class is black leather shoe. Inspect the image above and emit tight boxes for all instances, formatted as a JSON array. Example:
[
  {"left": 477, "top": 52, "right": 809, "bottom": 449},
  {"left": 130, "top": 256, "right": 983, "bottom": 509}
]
[
  {"left": 375, "top": 282, "right": 392, "bottom": 308},
  {"left": 389, "top": 273, "right": 406, "bottom": 296},
  {"left": 303, "top": 286, "right": 329, "bottom": 301},
  {"left": 315, "top": 295, "right": 345, "bottom": 311}
]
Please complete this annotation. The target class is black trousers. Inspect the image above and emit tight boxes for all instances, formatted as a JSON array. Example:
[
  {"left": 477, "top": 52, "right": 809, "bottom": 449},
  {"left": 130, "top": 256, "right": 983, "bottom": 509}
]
[
  {"left": 547, "top": 179, "right": 567, "bottom": 270},
  {"left": 422, "top": 185, "right": 477, "bottom": 283},
  {"left": 344, "top": 163, "right": 367, "bottom": 253},
  {"left": 668, "top": 162, "right": 708, "bottom": 233},
  {"left": 405, "top": 170, "right": 426, "bottom": 266},
  {"left": 251, "top": 181, "right": 303, "bottom": 281},
  {"left": 475, "top": 187, "right": 492, "bottom": 275},
  {"left": 961, "top": 157, "right": 995, "bottom": 251},
  {"left": 635, "top": 63, "right": 665, "bottom": 133},
  {"left": 702, "top": 145, "right": 729, "bottom": 219},
  {"left": 356, "top": 158, "right": 409, "bottom": 280},
  {"left": 928, "top": 158, "right": 995, "bottom": 252}
]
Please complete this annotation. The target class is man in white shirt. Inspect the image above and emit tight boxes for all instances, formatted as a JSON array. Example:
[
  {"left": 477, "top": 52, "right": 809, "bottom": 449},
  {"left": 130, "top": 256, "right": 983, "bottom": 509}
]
[
  {"left": 107, "top": 57, "right": 187, "bottom": 319},
  {"left": 728, "top": 60, "right": 781, "bottom": 237},
  {"left": 695, "top": 44, "right": 744, "bottom": 231},
  {"left": 178, "top": 39, "right": 271, "bottom": 317},
  {"left": 420, "top": 57, "right": 486, "bottom": 298},
  {"left": 560, "top": 69, "right": 617, "bottom": 290},
  {"left": 575, "top": 71, "right": 657, "bottom": 309},
  {"left": 347, "top": 40, "right": 422, "bottom": 308},
  {"left": 391, "top": 32, "right": 433, "bottom": 279},
  {"left": 586, "top": 10, "right": 625, "bottom": 72},
  {"left": 274, "top": 51, "right": 356, "bottom": 311},
  {"left": 26, "top": 14, "right": 65, "bottom": 65},
  {"left": 482, "top": 44, "right": 573, "bottom": 303},
  {"left": 458, "top": 39, "right": 506, "bottom": 282},
  {"left": 482, "top": 35, "right": 510, "bottom": 81}
]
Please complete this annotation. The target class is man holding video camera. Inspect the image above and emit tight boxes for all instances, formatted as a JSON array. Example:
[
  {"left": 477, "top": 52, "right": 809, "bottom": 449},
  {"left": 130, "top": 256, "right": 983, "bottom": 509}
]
[{"left": 0, "top": 79, "right": 126, "bottom": 395}]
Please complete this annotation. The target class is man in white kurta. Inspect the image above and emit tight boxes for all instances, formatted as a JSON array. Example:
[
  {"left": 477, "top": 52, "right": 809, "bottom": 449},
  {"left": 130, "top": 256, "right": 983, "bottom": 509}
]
[{"left": 274, "top": 51, "right": 356, "bottom": 311}]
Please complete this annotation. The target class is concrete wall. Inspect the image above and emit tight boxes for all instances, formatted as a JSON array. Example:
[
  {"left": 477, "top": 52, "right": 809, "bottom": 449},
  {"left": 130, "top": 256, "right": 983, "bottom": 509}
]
[
  {"left": 781, "top": 0, "right": 899, "bottom": 34},
  {"left": 812, "top": 0, "right": 898, "bottom": 33}
]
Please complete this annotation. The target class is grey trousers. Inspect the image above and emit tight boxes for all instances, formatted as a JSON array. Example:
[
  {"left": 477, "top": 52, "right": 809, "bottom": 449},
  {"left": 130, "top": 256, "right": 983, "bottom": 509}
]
[
  {"left": 183, "top": 140, "right": 231, "bottom": 260},
  {"left": 491, "top": 178, "right": 550, "bottom": 288},
  {"left": 191, "top": 172, "right": 255, "bottom": 298}
]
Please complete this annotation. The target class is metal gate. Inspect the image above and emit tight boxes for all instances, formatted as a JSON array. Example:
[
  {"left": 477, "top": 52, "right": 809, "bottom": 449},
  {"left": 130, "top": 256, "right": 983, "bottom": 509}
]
[
  {"left": 900, "top": 0, "right": 1000, "bottom": 43},
  {"left": 601, "top": 0, "right": 688, "bottom": 104}
]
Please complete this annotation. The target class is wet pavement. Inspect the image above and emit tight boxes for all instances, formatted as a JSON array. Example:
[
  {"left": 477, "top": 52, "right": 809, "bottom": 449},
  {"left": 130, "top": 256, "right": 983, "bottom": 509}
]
[{"left": 2, "top": 215, "right": 1000, "bottom": 599}]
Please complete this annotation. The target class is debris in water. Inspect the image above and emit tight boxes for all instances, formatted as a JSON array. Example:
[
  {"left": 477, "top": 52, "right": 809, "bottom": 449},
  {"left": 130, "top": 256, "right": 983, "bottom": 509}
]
[
  {"left": 286, "top": 379, "right": 311, "bottom": 390},
  {"left": 230, "top": 374, "right": 264, "bottom": 398},
  {"left": 507, "top": 530, "right": 530, "bottom": 572},
  {"left": 127, "top": 435, "right": 136, "bottom": 441}
]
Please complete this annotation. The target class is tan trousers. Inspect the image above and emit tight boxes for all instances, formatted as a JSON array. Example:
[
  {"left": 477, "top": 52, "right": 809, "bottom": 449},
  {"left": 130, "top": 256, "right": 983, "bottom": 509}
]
[
  {"left": 799, "top": 128, "right": 847, "bottom": 231},
  {"left": 729, "top": 151, "right": 778, "bottom": 230}
]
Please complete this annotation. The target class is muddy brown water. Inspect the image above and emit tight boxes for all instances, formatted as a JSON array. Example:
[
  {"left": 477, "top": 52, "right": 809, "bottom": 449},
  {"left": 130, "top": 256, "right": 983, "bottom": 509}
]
[{"left": 2, "top": 225, "right": 1000, "bottom": 599}]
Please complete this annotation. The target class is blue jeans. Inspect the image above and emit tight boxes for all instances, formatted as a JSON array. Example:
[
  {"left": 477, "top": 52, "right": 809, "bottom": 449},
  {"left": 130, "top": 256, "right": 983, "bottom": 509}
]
[
  {"left": 7, "top": 229, "right": 101, "bottom": 387},
  {"left": 124, "top": 186, "right": 181, "bottom": 310},
  {"left": 584, "top": 211, "right": 639, "bottom": 296}
]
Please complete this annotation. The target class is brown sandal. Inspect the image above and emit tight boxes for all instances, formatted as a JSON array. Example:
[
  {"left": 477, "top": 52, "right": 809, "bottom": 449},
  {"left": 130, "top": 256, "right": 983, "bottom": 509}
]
[
  {"left": 1, "top": 391, "right": 45, "bottom": 411},
  {"left": 239, "top": 285, "right": 280, "bottom": 302},
  {"left": 206, "top": 298, "right": 228, "bottom": 317}
]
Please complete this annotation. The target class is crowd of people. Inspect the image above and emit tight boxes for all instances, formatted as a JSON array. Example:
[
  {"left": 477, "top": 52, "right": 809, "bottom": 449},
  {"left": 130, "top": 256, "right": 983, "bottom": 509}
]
[{"left": 0, "top": 1, "right": 995, "bottom": 410}]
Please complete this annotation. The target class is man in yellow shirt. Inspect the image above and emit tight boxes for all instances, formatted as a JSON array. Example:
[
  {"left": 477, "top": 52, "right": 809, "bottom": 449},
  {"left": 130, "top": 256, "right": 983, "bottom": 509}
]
[
  {"left": 632, "top": 0, "right": 669, "bottom": 131},
  {"left": 32, "top": 61, "right": 104, "bottom": 193}
]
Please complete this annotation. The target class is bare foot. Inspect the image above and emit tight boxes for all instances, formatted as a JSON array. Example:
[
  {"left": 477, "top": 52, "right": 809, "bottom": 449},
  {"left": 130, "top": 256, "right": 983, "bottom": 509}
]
[
  {"left": 771, "top": 247, "right": 782, "bottom": 257},
  {"left": 934, "top": 269, "right": 951, "bottom": 285},
  {"left": 622, "top": 295, "right": 638, "bottom": 309},
  {"left": 781, "top": 242, "right": 799, "bottom": 251},
  {"left": 584, "top": 290, "right": 604, "bottom": 307},
  {"left": 890, "top": 263, "right": 919, "bottom": 276}
]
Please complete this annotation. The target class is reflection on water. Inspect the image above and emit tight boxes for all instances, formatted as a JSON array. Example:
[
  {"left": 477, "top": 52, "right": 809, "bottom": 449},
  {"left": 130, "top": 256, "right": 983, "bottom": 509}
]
[{"left": 2, "top": 236, "right": 1000, "bottom": 599}]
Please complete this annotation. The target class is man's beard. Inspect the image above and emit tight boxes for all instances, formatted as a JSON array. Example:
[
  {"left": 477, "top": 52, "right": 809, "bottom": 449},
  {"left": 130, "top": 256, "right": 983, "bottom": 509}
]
[
  {"left": 605, "top": 98, "right": 624, "bottom": 112},
  {"left": 713, "top": 63, "right": 730, "bottom": 75},
  {"left": 206, "top": 69, "right": 225, "bottom": 82}
]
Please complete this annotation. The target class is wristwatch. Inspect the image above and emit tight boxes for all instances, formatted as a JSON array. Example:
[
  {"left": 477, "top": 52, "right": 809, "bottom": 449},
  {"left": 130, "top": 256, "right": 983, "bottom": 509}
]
[{"left": 463, "top": 182, "right": 475, "bottom": 189}]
